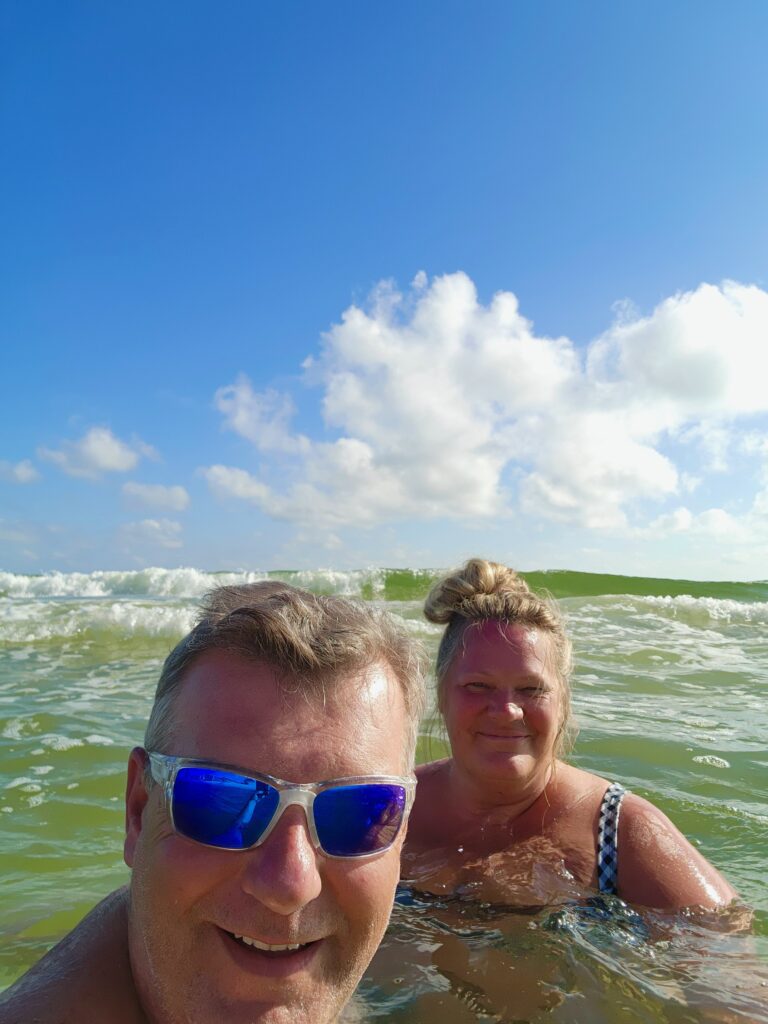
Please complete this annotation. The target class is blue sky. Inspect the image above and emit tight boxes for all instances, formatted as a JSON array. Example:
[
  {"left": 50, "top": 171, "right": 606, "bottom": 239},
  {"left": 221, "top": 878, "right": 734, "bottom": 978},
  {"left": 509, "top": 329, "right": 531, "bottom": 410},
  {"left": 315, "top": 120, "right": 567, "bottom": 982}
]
[{"left": 3, "top": 1, "right": 768, "bottom": 579}]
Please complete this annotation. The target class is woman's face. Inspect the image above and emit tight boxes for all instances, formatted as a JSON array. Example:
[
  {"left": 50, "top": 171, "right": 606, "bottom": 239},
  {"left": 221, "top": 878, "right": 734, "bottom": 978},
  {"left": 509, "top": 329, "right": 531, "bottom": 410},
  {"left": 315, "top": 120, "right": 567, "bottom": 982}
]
[{"left": 441, "top": 621, "right": 562, "bottom": 792}]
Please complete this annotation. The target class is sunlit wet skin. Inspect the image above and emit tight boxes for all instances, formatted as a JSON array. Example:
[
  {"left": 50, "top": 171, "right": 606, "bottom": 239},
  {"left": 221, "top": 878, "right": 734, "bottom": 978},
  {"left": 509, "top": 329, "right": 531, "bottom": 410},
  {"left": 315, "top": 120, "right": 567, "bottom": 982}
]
[
  {"left": 403, "top": 621, "right": 737, "bottom": 912},
  {"left": 403, "top": 758, "right": 618, "bottom": 905}
]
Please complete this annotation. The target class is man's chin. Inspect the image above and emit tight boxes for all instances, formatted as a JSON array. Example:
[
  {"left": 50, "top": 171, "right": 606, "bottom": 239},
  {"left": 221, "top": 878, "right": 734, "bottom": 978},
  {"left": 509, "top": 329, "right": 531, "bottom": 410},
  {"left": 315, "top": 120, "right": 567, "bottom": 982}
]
[
  {"left": 131, "top": 936, "right": 350, "bottom": 1024},
  {"left": 184, "top": 933, "right": 357, "bottom": 1024},
  {"left": 190, "top": 987, "right": 348, "bottom": 1024}
]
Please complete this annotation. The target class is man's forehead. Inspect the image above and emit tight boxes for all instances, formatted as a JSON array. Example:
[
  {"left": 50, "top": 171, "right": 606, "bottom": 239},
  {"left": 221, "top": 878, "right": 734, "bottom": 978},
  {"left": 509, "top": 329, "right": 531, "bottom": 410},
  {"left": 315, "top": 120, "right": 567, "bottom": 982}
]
[
  {"left": 166, "top": 650, "right": 406, "bottom": 773},
  {"left": 177, "top": 649, "right": 398, "bottom": 702},
  {"left": 251, "top": 661, "right": 402, "bottom": 725}
]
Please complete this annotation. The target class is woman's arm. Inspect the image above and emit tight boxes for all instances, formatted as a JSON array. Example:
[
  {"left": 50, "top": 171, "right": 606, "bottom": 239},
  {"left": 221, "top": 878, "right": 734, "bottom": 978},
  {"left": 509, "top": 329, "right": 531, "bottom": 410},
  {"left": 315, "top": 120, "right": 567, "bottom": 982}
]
[{"left": 616, "top": 794, "right": 737, "bottom": 910}]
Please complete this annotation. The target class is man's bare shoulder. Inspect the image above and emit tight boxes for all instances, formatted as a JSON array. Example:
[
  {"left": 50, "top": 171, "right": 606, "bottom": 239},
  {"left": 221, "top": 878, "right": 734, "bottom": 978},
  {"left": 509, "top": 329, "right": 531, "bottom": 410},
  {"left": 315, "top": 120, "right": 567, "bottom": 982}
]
[{"left": 0, "top": 888, "right": 147, "bottom": 1024}]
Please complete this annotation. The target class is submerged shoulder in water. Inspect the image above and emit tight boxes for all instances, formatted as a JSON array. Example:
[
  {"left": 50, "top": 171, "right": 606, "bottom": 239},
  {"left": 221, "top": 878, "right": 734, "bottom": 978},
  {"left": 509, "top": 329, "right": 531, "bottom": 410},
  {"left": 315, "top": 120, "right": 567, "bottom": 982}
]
[{"left": 355, "top": 884, "right": 764, "bottom": 1023}]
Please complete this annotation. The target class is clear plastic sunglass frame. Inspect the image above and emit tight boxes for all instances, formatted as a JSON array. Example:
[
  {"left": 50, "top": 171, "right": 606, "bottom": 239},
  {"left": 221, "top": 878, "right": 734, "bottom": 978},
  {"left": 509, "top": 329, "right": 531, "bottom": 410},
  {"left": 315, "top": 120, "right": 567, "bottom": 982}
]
[{"left": 146, "top": 750, "right": 416, "bottom": 859}]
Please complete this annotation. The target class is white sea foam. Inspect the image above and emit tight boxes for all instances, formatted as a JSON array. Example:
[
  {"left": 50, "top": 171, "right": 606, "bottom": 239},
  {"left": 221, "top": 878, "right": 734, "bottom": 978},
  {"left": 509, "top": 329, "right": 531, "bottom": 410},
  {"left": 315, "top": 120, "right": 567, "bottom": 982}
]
[
  {"left": 0, "top": 567, "right": 406, "bottom": 642},
  {"left": 4, "top": 777, "right": 39, "bottom": 790},
  {"left": 573, "top": 589, "right": 768, "bottom": 626},
  {"left": 1, "top": 717, "right": 40, "bottom": 740},
  {"left": 0, "top": 567, "right": 269, "bottom": 599},
  {"left": 0, "top": 600, "right": 197, "bottom": 643},
  {"left": 693, "top": 754, "right": 731, "bottom": 768},
  {"left": 289, "top": 568, "right": 386, "bottom": 596},
  {"left": 0, "top": 566, "right": 390, "bottom": 600},
  {"left": 631, "top": 594, "right": 768, "bottom": 624},
  {"left": 40, "top": 735, "right": 84, "bottom": 751}
]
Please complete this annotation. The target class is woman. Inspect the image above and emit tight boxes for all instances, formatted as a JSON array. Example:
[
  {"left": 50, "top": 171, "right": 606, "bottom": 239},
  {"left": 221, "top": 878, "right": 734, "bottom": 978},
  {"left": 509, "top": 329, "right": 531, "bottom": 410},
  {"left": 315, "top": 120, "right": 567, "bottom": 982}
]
[{"left": 403, "top": 559, "right": 736, "bottom": 910}]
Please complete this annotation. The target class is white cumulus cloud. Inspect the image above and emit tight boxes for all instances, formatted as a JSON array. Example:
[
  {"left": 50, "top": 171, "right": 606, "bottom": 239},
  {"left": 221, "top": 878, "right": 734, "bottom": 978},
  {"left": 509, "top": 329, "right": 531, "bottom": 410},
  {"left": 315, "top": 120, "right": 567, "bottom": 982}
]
[
  {"left": 200, "top": 272, "right": 768, "bottom": 533},
  {"left": 0, "top": 459, "right": 39, "bottom": 483},
  {"left": 122, "top": 482, "right": 190, "bottom": 511},
  {"left": 39, "top": 427, "right": 157, "bottom": 479},
  {"left": 589, "top": 281, "right": 768, "bottom": 417}
]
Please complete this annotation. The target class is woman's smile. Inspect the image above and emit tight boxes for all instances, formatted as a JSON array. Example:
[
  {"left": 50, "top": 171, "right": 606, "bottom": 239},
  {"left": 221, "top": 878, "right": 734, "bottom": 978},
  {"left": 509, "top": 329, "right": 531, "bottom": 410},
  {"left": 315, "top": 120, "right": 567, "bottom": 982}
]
[{"left": 475, "top": 729, "right": 530, "bottom": 741}]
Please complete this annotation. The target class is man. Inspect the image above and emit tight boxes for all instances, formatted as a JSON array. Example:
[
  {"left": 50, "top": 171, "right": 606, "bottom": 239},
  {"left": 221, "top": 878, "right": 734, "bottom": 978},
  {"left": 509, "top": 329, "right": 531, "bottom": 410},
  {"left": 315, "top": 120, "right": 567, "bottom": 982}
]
[{"left": 0, "top": 582, "right": 426, "bottom": 1024}]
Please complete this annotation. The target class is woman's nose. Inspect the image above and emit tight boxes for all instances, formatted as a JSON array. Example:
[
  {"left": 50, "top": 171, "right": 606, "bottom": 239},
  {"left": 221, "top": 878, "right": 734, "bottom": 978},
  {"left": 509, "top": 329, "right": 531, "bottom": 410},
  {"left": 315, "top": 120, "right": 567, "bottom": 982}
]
[{"left": 489, "top": 691, "right": 524, "bottom": 718}]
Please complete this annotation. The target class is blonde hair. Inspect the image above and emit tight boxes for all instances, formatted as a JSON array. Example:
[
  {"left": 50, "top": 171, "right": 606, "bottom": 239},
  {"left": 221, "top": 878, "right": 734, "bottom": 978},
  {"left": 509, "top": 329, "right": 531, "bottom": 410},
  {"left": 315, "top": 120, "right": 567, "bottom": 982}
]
[{"left": 424, "top": 558, "right": 575, "bottom": 757}]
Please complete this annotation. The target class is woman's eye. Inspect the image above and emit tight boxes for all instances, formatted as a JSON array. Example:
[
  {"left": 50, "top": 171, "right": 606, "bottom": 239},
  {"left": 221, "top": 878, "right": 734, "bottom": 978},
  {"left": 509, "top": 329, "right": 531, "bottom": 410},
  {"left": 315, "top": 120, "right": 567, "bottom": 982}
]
[{"left": 465, "top": 681, "right": 490, "bottom": 691}]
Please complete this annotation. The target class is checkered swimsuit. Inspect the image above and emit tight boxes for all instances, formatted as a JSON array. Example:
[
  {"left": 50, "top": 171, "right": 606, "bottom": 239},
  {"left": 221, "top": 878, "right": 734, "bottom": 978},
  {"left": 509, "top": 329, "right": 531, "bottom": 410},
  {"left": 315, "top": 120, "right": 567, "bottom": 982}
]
[{"left": 596, "top": 782, "right": 626, "bottom": 895}]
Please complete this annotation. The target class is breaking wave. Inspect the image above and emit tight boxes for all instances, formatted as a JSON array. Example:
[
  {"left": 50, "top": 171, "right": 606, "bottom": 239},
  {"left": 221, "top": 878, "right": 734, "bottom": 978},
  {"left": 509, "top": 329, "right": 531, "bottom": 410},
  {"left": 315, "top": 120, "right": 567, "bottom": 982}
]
[{"left": 2, "top": 566, "right": 768, "bottom": 644}]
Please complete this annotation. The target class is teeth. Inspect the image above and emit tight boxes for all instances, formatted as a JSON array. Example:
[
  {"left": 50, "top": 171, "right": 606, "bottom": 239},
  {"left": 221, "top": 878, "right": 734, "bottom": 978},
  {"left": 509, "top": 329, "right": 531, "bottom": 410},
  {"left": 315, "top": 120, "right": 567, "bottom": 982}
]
[{"left": 233, "top": 934, "right": 305, "bottom": 952}]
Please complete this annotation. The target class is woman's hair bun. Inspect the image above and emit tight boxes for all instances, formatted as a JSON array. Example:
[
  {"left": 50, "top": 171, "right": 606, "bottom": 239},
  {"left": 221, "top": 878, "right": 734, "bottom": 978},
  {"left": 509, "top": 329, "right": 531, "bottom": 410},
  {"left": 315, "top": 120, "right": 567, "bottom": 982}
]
[{"left": 424, "top": 558, "right": 531, "bottom": 625}]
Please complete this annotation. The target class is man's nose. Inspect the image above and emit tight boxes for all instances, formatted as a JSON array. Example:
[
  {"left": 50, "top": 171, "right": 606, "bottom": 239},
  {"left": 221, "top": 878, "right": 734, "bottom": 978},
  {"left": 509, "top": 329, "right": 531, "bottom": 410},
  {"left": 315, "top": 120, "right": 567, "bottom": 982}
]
[{"left": 239, "top": 805, "right": 323, "bottom": 915}]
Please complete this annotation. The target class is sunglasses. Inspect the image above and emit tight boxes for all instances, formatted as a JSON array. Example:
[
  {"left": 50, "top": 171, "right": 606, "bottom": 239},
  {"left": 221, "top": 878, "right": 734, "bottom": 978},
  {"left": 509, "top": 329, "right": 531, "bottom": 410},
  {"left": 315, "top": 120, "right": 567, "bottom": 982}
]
[{"left": 147, "top": 751, "right": 415, "bottom": 859}]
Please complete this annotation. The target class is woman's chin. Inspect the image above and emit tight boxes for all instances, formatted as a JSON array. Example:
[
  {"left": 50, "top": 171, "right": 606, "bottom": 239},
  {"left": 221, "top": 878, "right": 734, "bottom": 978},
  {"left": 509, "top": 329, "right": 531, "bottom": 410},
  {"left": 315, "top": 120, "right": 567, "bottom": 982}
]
[{"left": 471, "top": 747, "right": 537, "bottom": 780}]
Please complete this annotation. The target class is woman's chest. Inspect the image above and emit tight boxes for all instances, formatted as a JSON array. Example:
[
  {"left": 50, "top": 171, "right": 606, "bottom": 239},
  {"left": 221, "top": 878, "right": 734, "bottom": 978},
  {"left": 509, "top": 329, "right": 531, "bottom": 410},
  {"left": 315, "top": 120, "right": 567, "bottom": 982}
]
[{"left": 402, "top": 825, "right": 598, "bottom": 905}]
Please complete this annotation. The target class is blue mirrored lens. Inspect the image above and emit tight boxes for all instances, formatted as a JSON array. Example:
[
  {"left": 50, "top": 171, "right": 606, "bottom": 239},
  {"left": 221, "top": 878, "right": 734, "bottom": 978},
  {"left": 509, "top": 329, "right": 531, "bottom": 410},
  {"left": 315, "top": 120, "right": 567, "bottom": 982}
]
[
  {"left": 314, "top": 783, "right": 406, "bottom": 857},
  {"left": 172, "top": 767, "right": 279, "bottom": 849}
]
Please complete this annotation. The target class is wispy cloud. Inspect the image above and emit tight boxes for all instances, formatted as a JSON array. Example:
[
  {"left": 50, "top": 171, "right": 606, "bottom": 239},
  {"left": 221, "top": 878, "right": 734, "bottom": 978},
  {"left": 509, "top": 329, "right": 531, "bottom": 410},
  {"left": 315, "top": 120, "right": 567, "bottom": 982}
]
[
  {"left": 120, "top": 518, "right": 183, "bottom": 550},
  {"left": 214, "top": 377, "right": 309, "bottom": 455},
  {"left": 0, "top": 518, "right": 38, "bottom": 545},
  {"left": 39, "top": 427, "right": 157, "bottom": 479},
  {"left": 201, "top": 465, "right": 272, "bottom": 506},
  {"left": 122, "top": 481, "right": 190, "bottom": 511},
  {"left": 0, "top": 459, "right": 39, "bottom": 484},
  {"left": 198, "top": 272, "right": 768, "bottom": 533}
]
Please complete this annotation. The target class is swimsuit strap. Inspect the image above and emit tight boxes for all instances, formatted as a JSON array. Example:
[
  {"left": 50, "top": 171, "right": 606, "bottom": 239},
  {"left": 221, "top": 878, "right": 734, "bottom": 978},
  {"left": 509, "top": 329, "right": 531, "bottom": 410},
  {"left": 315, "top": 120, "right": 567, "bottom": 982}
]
[{"left": 596, "top": 781, "right": 626, "bottom": 895}]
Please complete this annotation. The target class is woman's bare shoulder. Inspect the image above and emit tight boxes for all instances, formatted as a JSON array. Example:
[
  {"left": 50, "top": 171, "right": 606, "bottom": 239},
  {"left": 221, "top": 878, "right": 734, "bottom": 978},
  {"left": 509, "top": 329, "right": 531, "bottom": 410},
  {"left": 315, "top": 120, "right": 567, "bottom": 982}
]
[
  {"left": 546, "top": 762, "right": 610, "bottom": 819},
  {"left": 617, "top": 793, "right": 737, "bottom": 910}
]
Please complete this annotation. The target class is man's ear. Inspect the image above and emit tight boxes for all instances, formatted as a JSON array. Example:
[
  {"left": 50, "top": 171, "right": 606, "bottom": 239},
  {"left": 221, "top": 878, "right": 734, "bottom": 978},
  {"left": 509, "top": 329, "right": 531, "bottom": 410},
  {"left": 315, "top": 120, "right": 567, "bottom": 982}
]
[{"left": 124, "top": 746, "right": 150, "bottom": 868}]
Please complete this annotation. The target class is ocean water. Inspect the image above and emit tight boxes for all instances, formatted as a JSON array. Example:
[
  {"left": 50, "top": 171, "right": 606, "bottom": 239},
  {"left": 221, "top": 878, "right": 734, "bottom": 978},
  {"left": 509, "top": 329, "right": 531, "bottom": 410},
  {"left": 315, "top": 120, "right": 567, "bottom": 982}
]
[{"left": 1, "top": 567, "right": 767, "bottom": 1021}]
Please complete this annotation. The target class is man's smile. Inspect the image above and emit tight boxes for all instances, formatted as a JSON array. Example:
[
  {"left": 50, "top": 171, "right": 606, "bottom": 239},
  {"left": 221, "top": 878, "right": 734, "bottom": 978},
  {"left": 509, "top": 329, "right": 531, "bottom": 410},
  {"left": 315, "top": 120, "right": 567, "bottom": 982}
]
[
  {"left": 218, "top": 927, "right": 324, "bottom": 975},
  {"left": 232, "top": 934, "right": 307, "bottom": 953}
]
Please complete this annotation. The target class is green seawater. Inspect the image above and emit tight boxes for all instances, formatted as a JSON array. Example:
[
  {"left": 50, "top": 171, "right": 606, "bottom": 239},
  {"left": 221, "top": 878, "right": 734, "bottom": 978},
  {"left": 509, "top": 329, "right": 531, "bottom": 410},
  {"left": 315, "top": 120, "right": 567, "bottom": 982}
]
[{"left": 1, "top": 566, "right": 767, "bottom": 1021}]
